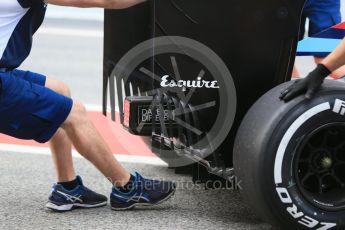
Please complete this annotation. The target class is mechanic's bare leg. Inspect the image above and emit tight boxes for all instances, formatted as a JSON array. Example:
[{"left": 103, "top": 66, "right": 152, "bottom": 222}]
[
  {"left": 45, "top": 78, "right": 76, "bottom": 182},
  {"left": 61, "top": 100, "right": 131, "bottom": 187},
  {"left": 49, "top": 129, "right": 76, "bottom": 182}
]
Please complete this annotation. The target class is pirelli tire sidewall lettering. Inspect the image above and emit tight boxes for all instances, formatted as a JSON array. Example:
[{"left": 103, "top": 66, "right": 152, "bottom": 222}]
[{"left": 270, "top": 96, "right": 345, "bottom": 230}]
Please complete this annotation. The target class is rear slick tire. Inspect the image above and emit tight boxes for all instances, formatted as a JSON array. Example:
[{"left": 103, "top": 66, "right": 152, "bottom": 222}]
[{"left": 234, "top": 80, "right": 345, "bottom": 230}]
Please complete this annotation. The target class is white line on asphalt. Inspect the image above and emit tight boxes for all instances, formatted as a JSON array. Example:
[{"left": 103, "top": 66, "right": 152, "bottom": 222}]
[
  {"left": 37, "top": 27, "right": 103, "bottom": 38},
  {"left": 0, "top": 144, "right": 167, "bottom": 166}
]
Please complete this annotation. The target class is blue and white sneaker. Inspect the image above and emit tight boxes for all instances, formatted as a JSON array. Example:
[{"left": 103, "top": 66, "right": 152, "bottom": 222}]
[
  {"left": 111, "top": 172, "right": 176, "bottom": 210},
  {"left": 46, "top": 176, "right": 107, "bottom": 212}
]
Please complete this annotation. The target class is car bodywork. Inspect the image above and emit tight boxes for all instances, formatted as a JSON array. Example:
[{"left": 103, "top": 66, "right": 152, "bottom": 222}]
[{"left": 102, "top": 0, "right": 306, "bottom": 181}]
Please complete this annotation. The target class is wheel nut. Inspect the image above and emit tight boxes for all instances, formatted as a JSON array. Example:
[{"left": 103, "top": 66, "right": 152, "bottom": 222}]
[{"left": 320, "top": 157, "right": 332, "bottom": 169}]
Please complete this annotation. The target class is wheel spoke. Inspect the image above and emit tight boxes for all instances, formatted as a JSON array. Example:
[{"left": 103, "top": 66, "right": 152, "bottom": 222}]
[
  {"left": 333, "top": 140, "right": 345, "bottom": 151},
  {"left": 301, "top": 172, "right": 313, "bottom": 186},
  {"left": 330, "top": 171, "right": 345, "bottom": 188},
  {"left": 307, "top": 142, "right": 315, "bottom": 150},
  {"left": 334, "top": 161, "right": 345, "bottom": 166},
  {"left": 320, "top": 130, "right": 331, "bottom": 147}
]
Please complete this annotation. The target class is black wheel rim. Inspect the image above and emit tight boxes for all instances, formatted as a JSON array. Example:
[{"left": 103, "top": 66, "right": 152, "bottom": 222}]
[{"left": 295, "top": 123, "right": 345, "bottom": 211}]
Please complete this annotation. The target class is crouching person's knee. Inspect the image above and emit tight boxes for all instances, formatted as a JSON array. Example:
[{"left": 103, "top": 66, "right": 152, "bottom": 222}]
[
  {"left": 59, "top": 82, "right": 71, "bottom": 97},
  {"left": 61, "top": 100, "right": 87, "bottom": 129},
  {"left": 46, "top": 78, "right": 71, "bottom": 97}
]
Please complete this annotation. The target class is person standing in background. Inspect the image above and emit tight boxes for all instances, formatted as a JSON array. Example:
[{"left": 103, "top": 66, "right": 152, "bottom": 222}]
[{"left": 292, "top": 0, "right": 345, "bottom": 79}]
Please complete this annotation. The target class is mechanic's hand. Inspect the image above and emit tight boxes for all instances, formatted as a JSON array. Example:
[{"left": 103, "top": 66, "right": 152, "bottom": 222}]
[{"left": 280, "top": 64, "right": 331, "bottom": 102}]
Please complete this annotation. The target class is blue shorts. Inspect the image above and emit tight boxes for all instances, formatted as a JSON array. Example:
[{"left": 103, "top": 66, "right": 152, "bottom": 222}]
[
  {"left": 300, "top": 0, "right": 341, "bottom": 41},
  {"left": 0, "top": 69, "right": 73, "bottom": 143}
]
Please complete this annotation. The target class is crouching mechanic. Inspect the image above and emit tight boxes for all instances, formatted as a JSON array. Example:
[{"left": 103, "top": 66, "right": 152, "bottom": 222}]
[{"left": 0, "top": 0, "right": 176, "bottom": 211}]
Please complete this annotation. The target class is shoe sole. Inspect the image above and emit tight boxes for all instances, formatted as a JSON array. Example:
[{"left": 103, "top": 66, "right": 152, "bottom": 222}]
[
  {"left": 111, "top": 188, "right": 176, "bottom": 211},
  {"left": 46, "top": 201, "right": 107, "bottom": 212}
]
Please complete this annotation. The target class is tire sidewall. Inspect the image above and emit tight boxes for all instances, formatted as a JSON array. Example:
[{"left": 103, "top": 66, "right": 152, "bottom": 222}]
[{"left": 262, "top": 93, "right": 345, "bottom": 229}]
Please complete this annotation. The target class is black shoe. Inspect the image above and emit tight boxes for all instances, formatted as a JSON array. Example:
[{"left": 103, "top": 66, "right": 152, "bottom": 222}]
[
  {"left": 111, "top": 172, "right": 176, "bottom": 210},
  {"left": 46, "top": 176, "right": 107, "bottom": 211}
]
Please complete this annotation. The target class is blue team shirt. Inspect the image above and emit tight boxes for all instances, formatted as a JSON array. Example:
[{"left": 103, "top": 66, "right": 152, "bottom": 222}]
[{"left": 0, "top": 0, "right": 46, "bottom": 70}]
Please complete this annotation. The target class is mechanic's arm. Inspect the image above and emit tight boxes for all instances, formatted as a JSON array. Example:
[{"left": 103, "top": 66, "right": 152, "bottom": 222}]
[
  {"left": 322, "top": 38, "right": 345, "bottom": 72},
  {"left": 45, "top": 0, "right": 146, "bottom": 9},
  {"left": 280, "top": 38, "right": 345, "bottom": 102}
]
